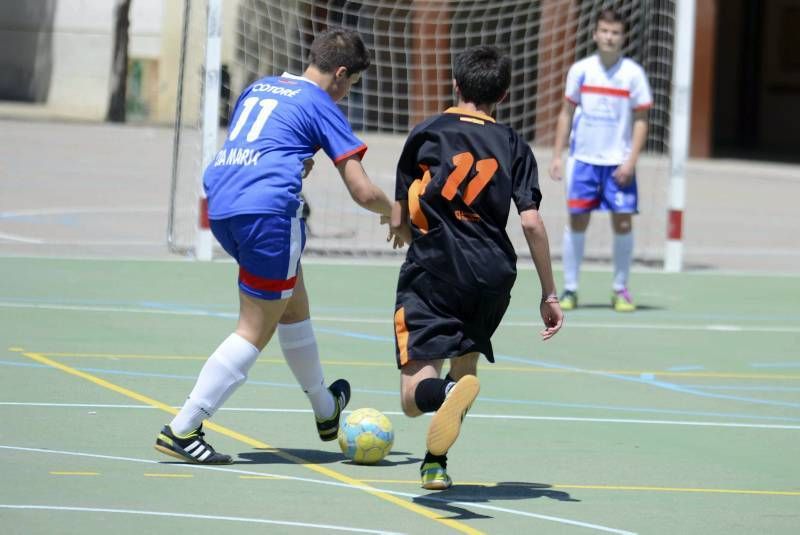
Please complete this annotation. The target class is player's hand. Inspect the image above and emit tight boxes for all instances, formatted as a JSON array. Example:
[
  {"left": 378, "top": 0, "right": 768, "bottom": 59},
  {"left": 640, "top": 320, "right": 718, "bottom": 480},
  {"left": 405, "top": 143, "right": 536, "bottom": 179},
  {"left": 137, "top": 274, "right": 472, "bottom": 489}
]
[
  {"left": 613, "top": 161, "right": 635, "bottom": 186},
  {"left": 549, "top": 157, "right": 564, "bottom": 181},
  {"left": 381, "top": 216, "right": 410, "bottom": 249},
  {"left": 301, "top": 158, "right": 315, "bottom": 179},
  {"left": 539, "top": 296, "right": 564, "bottom": 341}
]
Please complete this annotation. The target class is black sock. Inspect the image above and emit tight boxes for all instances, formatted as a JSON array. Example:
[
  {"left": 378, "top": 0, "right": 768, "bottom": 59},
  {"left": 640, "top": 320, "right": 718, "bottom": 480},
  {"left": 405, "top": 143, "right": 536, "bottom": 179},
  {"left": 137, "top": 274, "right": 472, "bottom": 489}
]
[
  {"left": 415, "top": 378, "right": 452, "bottom": 413},
  {"left": 423, "top": 450, "right": 447, "bottom": 467}
]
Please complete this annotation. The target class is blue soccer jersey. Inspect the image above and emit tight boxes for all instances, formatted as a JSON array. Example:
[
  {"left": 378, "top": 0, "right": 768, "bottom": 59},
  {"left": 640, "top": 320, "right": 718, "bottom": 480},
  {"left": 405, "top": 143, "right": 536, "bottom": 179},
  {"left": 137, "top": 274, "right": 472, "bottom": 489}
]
[{"left": 203, "top": 73, "right": 367, "bottom": 219}]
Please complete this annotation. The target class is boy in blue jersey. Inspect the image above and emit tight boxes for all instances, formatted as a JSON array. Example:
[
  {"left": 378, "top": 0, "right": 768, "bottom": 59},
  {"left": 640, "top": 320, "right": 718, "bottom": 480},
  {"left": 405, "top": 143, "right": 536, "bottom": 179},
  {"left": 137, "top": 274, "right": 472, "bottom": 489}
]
[{"left": 155, "top": 29, "right": 401, "bottom": 464}]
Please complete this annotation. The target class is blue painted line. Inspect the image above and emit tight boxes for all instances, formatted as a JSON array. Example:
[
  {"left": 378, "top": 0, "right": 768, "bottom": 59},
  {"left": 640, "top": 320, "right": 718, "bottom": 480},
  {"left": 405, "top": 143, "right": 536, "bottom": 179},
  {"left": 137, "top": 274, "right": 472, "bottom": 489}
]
[
  {"left": 666, "top": 365, "right": 706, "bottom": 372},
  {"left": 0, "top": 360, "right": 305, "bottom": 389},
  {"left": 314, "top": 327, "right": 392, "bottom": 343},
  {"left": 3, "top": 359, "right": 800, "bottom": 424}
]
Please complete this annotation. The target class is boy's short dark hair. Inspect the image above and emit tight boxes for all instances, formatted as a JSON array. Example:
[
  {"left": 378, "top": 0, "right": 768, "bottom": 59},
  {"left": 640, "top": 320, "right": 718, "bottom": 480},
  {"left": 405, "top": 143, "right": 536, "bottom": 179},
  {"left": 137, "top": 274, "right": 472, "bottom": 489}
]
[
  {"left": 453, "top": 46, "right": 511, "bottom": 106},
  {"left": 308, "top": 28, "right": 371, "bottom": 75},
  {"left": 595, "top": 8, "right": 625, "bottom": 29}
]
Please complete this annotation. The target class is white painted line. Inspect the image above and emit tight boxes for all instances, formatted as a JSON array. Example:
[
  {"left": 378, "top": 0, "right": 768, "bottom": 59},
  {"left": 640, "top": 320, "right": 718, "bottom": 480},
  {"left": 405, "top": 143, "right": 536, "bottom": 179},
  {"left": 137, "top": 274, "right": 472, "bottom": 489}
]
[
  {"left": 1, "top": 253, "right": 799, "bottom": 277},
  {"left": 0, "top": 207, "right": 164, "bottom": 217},
  {"left": 1, "top": 300, "right": 796, "bottom": 334},
  {"left": 0, "top": 505, "right": 401, "bottom": 534},
  {"left": 2, "top": 403, "right": 797, "bottom": 430},
  {"left": 463, "top": 414, "right": 800, "bottom": 430},
  {"left": 0, "top": 445, "right": 636, "bottom": 534},
  {"left": 0, "top": 232, "right": 43, "bottom": 244}
]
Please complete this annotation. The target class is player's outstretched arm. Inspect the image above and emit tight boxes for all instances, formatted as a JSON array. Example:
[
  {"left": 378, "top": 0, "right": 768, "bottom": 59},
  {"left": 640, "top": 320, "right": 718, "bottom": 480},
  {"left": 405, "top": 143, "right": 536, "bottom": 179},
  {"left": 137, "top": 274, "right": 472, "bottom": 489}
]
[
  {"left": 520, "top": 209, "right": 563, "bottom": 340},
  {"left": 336, "top": 156, "right": 392, "bottom": 216},
  {"left": 338, "top": 156, "right": 409, "bottom": 248},
  {"left": 548, "top": 101, "right": 576, "bottom": 182}
]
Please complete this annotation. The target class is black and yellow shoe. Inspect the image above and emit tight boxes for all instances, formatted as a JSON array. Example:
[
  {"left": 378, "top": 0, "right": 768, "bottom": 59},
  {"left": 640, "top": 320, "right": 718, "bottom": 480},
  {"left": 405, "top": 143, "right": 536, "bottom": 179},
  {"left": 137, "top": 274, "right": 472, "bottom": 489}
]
[
  {"left": 559, "top": 290, "right": 578, "bottom": 310},
  {"left": 154, "top": 424, "right": 233, "bottom": 464},
  {"left": 426, "top": 375, "right": 479, "bottom": 456},
  {"left": 316, "top": 378, "right": 351, "bottom": 441},
  {"left": 420, "top": 453, "right": 452, "bottom": 490}
]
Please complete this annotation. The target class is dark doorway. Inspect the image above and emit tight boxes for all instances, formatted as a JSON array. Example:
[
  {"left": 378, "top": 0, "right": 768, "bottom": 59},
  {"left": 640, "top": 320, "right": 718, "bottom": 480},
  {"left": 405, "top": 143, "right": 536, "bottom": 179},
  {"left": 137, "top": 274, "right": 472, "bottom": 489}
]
[
  {"left": 713, "top": 0, "right": 800, "bottom": 161},
  {"left": 0, "top": 0, "right": 56, "bottom": 103}
]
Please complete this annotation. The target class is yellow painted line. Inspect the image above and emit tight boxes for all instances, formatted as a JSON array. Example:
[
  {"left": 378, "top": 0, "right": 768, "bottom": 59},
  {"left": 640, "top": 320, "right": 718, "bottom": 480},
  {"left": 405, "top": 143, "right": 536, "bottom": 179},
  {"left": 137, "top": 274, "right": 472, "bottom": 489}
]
[
  {"left": 553, "top": 484, "right": 800, "bottom": 496},
  {"left": 25, "top": 350, "right": 800, "bottom": 380},
  {"left": 40, "top": 352, "right": 392, "bottom": 368},
  {"left": 144, "top": 473, "right": 194, "bottom": 478},
  {"left": 20, "top": 350, "right": 482, "bottom": 535},
  {"left": 355, "top": 478, "right": 800, "bottom": 497},
  {"left": 49, "top": 471, "right": 99, "bottom": 476}
]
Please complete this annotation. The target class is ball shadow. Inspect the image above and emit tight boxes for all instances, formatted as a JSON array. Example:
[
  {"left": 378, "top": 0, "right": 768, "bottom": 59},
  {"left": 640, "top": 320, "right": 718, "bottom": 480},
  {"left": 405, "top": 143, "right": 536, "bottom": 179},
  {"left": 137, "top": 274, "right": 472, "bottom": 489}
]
[{"left": 235, "top": 448, "right": 416, "bottom": 466}]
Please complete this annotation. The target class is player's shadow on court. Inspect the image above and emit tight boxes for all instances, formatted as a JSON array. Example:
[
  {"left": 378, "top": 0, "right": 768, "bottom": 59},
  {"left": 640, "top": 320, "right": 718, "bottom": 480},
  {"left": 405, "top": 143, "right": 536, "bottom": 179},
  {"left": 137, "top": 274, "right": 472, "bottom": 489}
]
[
  {"left": 412, "top": 482, "right": 578, "bottom": 520},
  {"left": 237, "top": 449, "right": 417, "bottom": 466}
]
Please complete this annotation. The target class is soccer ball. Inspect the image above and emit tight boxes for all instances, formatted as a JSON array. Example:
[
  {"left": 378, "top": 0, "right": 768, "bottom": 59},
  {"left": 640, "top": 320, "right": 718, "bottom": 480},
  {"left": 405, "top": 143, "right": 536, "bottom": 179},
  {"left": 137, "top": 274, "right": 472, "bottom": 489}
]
[{"left": 338, "top": 408, "right": 394, "bottom": 465}]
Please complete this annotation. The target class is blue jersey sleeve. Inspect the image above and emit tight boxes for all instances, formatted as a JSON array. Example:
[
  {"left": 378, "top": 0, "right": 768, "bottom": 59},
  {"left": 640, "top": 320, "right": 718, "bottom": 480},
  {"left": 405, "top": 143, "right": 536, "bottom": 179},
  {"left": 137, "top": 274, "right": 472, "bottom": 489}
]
[{"left": 313, "top": 100, "right": 367, "bottom": 164}]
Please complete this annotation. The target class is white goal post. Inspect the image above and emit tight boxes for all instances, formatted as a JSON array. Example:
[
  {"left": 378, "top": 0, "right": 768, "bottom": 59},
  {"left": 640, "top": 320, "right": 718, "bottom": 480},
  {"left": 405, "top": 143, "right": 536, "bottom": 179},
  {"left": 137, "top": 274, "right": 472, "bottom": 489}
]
[{"left": 168, "top": 0, "right": 687, "bottom": 269}]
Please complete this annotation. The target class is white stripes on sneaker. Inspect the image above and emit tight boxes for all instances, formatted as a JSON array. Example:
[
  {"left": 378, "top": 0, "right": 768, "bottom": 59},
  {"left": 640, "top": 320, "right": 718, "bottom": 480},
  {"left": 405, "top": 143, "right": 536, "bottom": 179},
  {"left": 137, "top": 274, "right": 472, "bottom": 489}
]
[{"left": 184, "top": 440, "right": 212, "bottom": 461}]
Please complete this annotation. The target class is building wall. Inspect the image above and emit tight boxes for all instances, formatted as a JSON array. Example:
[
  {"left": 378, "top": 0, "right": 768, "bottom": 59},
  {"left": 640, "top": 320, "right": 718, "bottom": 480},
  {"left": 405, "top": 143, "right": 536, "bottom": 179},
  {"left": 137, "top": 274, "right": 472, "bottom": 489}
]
[{"left": 0, "top": 0, "right": 162, "bottom": 120}]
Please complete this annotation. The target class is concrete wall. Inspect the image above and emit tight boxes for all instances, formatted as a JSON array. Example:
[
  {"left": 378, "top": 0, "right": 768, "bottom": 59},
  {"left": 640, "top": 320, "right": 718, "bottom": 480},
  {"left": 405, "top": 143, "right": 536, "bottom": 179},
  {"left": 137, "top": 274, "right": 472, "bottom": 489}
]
[{"left": 0, "top": 0, "right": 162, "bottom": 121}]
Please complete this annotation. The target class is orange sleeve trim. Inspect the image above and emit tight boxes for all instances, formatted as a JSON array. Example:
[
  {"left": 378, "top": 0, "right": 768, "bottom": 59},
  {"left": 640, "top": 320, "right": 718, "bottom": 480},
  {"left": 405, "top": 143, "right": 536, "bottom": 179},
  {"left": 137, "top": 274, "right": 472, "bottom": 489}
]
[
  {"left": 408, "top": 170, "right": 431, "bottom": 233},
  {"left": 443, "top": 107, "right": 496, "bottom": 123},
  {"left": 633, "top": 103, "right": 653, "bottom": 111},
  {"left": 394, "top": 307, "right": 410, "bottom": 367},
  {"left": 332, "top": 144, "right": 368, "bottom": 164}
]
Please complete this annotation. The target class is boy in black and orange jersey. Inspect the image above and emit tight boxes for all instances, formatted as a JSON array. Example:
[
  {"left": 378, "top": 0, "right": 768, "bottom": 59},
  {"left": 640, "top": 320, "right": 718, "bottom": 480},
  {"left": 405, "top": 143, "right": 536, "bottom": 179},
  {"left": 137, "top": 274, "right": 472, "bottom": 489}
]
[{"left": 390, "top": 45, "right": 564, "bottom": 490}]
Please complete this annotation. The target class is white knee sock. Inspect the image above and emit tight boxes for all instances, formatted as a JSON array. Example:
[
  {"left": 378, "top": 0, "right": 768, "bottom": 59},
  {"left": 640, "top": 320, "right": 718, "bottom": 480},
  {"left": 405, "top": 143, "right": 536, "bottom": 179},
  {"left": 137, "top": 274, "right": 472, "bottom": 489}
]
[
  {"left": 170, "top": 333, "right": 260, "bottom": 435},
  {"left": 613, "top": 231, "right": 634, "bottom": 291},
  {"left": 278, "top": 320, "right": 335, "bottom": 420},
  {"left": 562, "top": 227, "right": 585, "bottom": 292}
]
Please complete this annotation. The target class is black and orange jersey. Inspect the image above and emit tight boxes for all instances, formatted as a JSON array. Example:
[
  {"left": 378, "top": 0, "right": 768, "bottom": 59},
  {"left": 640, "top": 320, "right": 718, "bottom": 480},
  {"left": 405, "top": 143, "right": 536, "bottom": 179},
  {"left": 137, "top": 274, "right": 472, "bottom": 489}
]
[{"left": 396, "top": 107, "right": 542, "bottom": 293}]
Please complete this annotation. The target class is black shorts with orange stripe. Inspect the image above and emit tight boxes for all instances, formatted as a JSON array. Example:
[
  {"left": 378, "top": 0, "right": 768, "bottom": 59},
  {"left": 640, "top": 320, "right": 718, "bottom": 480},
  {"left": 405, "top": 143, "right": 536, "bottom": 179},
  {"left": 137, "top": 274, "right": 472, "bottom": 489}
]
[{"left": 393, "top": 260, "right": 511, "bottom": 369}]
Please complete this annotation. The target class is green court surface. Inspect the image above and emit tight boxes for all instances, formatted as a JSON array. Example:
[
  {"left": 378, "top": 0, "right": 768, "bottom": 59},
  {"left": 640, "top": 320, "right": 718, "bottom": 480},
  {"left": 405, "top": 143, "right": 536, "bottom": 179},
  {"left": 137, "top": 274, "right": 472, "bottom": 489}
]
[{"left": 1, "top": 256, "right": 799, "bottom": 534}]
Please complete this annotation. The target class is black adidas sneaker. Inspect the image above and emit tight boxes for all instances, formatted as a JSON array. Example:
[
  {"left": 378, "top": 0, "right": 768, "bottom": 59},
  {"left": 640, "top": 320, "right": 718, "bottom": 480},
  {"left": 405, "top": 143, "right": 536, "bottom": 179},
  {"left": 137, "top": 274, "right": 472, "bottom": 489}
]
[
  {"left": 316, "top": 379, "right": 351, "bottom": 441},
  {"left": 154, "top": 424, "right": 233, "bottom": 464}
]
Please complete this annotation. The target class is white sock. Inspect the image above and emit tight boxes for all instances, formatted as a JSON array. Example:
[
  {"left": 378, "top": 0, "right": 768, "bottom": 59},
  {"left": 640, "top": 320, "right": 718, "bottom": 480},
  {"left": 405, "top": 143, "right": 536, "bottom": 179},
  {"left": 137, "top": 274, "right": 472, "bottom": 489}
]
[
  {"left": 278, "top": 320, "right": 335, "bottom": 420},
  {"left": 613, "top": 231, "right": 634, "bottom": 291},
  {"left": 562, "top": 227, "right": 585, "bottom": 292},
  {"left": 170, "top": 333, "right": 260, "bottom": 435}
]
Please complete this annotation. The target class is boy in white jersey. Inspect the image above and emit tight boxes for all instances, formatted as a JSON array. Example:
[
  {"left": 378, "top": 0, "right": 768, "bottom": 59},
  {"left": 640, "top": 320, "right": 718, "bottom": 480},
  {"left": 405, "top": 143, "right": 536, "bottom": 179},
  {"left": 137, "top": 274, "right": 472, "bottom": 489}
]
[{"left": 549, "top": 9, "right": 652, "bottom": 312}]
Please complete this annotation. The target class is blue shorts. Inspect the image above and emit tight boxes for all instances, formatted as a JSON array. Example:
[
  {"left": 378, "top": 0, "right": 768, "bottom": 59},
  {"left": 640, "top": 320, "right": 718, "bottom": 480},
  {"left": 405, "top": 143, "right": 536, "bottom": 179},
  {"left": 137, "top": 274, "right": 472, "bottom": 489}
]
[
  {"left": 566, "top": 159, "right": 638, "bottom": 214},
  {"left": 210, "top": 214, "right": 306, "bottom": 300}
]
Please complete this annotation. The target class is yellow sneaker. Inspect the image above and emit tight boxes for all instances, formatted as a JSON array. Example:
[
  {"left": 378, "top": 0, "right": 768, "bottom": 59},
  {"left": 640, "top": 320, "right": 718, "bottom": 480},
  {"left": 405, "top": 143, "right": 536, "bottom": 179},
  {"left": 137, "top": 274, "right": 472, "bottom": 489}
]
[
  {"left": 426, "top": 375, "right": 479, "bottom": 456},
  {"left": 559, "top": 290, "right": 578, "bottom": 310},
  {"left": 420, "top": 461, "right": 452, "bottom": 490},
  {"left": 612, "top": 289, "right": 636, "bottom": 312}
]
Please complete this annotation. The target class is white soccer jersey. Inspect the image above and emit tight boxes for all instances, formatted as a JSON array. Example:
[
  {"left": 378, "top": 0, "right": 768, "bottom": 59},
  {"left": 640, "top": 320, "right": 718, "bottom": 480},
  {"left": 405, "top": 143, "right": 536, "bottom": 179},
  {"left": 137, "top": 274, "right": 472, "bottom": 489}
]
[{"left": 565, "top": 55, "right": 652, "bottom": 165}]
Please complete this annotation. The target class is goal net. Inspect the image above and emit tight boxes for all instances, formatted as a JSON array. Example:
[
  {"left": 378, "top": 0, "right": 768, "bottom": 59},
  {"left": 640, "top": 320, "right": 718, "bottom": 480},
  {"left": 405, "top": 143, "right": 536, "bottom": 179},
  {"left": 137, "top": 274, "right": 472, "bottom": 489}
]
[{"left": 169, "top": 0, "right": 675, "bottom": 264}]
